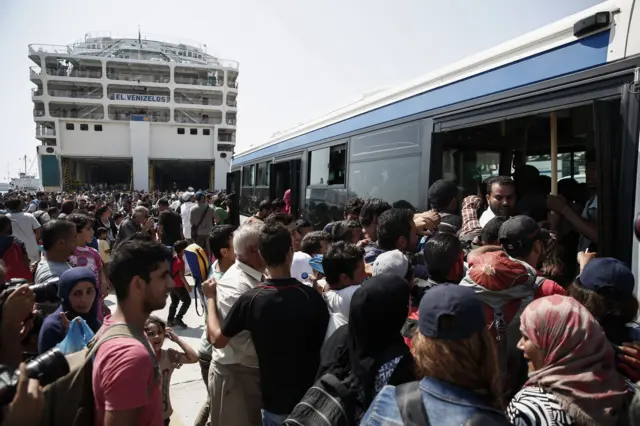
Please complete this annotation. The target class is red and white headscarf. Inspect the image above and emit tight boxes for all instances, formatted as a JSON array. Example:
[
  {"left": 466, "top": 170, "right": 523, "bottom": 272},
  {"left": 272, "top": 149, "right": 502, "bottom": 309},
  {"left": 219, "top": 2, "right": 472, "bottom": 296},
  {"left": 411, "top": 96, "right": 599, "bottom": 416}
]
[{"left": 521, "top": 295, "right": 629, "bottom": 426}]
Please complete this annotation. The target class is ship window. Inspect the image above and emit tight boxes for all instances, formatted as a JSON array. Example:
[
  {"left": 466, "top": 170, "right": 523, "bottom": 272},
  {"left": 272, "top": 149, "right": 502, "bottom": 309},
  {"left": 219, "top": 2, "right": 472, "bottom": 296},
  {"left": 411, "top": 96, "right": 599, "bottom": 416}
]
[
  {"left": 203, "top": 129, "right": 211, "bottom": 136},
  {"left": 66, "top": 123, "right": 74, "bottom": 130},
  {"left": 94, "top": 124, "right": 103, "bottom": 131},
  {"left": 190, "top": 128, "right": 198, "bottom": 135},
  {"left": 177, "top": 128, "right": 185, "bottom": 135},
  {"left": 80, "top": 124, "right": 89, "bottom": 131}
]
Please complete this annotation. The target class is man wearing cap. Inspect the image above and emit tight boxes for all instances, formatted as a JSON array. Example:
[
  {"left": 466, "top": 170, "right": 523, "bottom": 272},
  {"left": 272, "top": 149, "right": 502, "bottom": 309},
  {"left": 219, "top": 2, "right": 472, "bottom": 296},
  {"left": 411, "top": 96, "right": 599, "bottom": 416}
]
[
  {"left": 498, "top": 215, "right": 565, "bottom": 297},
  {"left": 190, "top": 191, "right": 215, "bottom": 258}
]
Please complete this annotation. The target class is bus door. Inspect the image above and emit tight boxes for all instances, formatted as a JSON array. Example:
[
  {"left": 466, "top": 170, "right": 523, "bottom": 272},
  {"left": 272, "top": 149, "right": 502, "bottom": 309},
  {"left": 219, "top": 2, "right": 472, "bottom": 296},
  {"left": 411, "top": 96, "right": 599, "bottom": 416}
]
[
  {"left": 270, "top": 159, "right": 302, "bottom": 217},
  {"left": 226, "top": 170, "right": 241, "bottom": 226}
]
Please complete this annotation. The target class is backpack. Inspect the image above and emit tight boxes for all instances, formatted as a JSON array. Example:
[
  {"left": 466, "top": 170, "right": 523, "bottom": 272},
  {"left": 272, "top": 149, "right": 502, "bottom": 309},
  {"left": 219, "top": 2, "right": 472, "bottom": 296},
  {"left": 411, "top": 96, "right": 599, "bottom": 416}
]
[
  {"left": 34, "top": 210, "right": 47, "bottom": 225},
  {"left": 41, "top": 322, "right": 159, "bottom": 426},
  {"left": 283, "top": 373, "right": 360, "bottom": 426},
  {"left": 183, "top": 243, "right": 210, "bottom": 316},
  {"left": 2, "top": 239, "right": 32, "bottom": 281},
  {"left": 486, "top": 275, "right": 545, "bottom": 398}
]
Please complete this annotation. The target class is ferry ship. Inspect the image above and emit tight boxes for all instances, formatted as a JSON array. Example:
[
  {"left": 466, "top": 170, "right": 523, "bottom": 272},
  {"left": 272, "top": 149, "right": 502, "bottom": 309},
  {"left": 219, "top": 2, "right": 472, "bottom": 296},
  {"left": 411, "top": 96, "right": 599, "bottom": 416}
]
[
  {"left": 10, "top": 173, "right": 41, "bottom": 192},
  {"left": 29, "top": 32, "right": 239, "bottom": 192}
]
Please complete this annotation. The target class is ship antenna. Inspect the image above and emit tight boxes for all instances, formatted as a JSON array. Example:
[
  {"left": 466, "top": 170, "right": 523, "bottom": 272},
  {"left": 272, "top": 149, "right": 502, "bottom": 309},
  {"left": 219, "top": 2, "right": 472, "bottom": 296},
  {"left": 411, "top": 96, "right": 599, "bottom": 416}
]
[{"left": 138, "top": 25, "right": 142, "bottom": 46}]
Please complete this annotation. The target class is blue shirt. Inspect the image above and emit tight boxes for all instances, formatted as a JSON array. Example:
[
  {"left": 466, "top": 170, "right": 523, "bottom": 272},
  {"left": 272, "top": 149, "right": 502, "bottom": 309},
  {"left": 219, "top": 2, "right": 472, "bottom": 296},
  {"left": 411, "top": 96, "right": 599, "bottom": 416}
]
[{"left": 361, "top": 377, "right": 506, "bottom": 426}]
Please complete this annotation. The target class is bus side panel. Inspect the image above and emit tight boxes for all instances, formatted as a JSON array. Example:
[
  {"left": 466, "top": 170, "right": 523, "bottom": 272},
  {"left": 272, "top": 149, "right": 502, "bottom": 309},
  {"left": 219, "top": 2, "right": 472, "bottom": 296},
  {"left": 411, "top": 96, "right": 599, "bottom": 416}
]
[{"left": 625, "top": 0, "right": 640, "bottom": 57}]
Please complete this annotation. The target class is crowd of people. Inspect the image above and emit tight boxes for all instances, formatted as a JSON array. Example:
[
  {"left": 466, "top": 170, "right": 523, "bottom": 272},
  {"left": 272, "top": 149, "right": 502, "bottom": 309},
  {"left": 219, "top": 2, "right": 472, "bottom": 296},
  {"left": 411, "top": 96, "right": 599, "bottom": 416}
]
[{"left": 2, "top": 161, "right": 640, "bottom": 426}]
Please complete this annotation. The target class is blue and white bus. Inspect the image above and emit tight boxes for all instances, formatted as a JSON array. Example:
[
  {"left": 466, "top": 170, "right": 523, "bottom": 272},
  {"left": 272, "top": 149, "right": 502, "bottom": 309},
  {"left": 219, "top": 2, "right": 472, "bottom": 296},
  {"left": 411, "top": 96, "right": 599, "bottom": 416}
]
[{"left": 229, "top": 1, "right": 640, "bottom": 280}]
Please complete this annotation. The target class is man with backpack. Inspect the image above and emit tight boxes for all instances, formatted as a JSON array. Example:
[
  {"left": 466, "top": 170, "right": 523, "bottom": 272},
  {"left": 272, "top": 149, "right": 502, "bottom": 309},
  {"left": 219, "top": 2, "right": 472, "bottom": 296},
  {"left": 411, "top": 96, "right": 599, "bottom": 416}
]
[
  {"left": 459, "top": 216, "right": 565, "bottom": 397},
  {"left": 497, "top": 215, "right": 565, "bottom": 296},
  {"left": 90, "top": 239, "right": 174, "bottom": 426},
  {"left": 38, "top": 239, "right": 173, "bottom": 426}
]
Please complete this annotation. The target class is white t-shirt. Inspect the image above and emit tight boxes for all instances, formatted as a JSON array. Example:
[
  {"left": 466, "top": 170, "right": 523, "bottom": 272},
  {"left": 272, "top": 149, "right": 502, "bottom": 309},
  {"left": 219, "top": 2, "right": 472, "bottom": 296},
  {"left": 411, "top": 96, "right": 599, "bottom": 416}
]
[
  {"left": 180, "top": 202, "right": 195, "bottom": 239},
  {"left": 324, "top": 285, "right": 361, "bottom": 318},
  {"left": 479, "top": 208, "right": 495, "bottom": 228},
  {"left": 7, "top": 212, "right": 41, "bottom": 261}
]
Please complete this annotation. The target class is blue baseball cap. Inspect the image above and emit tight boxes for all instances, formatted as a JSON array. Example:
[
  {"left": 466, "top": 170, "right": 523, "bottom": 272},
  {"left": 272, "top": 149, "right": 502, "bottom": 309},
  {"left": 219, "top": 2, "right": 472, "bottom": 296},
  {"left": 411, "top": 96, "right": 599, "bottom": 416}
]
[
  {"left": 419, "top": 284, "right": 485, "bottom": 340},
  {"left": 579, "top": 258, "right": 635, "bottom": 297}
]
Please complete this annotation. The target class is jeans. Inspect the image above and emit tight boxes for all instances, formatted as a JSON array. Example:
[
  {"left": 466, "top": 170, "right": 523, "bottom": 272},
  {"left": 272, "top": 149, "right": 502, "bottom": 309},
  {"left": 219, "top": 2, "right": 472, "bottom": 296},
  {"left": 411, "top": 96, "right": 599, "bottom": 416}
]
[
  {"left": 194, "top": 358, "right": 211, "bottom": 426},
  {"left": 168, "top": 286, "right": 191, "bottom": 321},
  {"left": 261, "top": 410, "right": 288, "bottom": 426}
]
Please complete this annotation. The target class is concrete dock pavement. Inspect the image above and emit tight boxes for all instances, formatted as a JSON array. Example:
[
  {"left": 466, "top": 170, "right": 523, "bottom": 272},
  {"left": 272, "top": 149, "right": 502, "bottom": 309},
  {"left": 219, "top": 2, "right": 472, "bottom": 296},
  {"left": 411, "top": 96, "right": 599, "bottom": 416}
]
[{"left": 104, "top": 277, "right": 208, "bottom": 426}]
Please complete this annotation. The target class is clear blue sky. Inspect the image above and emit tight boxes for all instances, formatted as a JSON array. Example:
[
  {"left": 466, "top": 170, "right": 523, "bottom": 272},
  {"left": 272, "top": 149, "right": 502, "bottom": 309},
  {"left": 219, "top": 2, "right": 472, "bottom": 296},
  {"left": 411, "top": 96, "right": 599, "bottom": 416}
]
[{"left": 0, "top": 0, "right": 602, "bottom": 181}]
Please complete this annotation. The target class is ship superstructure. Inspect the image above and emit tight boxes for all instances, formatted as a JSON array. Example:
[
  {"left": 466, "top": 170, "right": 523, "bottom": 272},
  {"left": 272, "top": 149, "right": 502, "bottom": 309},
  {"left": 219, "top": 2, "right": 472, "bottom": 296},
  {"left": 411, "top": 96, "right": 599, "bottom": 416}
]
[{"left": 30, "top": 31, "right": 238, "bottom": 191}]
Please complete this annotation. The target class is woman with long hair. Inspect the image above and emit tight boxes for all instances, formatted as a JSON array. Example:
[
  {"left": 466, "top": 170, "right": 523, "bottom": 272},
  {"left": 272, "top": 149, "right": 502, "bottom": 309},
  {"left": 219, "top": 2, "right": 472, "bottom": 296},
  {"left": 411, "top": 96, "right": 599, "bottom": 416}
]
[
  {"left": 361, "top": 284, "right": 509, "bottom": 426},
  {"left": 507, "top": 295, "right": 630, "bottom": 425}
]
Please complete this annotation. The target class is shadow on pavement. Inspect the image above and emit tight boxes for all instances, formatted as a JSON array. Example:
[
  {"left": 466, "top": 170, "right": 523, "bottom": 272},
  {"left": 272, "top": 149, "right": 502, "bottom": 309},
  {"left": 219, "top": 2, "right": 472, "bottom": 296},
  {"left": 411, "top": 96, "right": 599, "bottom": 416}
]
[{"left": 172, "top": 324, "right": 205, "bottom": 339}]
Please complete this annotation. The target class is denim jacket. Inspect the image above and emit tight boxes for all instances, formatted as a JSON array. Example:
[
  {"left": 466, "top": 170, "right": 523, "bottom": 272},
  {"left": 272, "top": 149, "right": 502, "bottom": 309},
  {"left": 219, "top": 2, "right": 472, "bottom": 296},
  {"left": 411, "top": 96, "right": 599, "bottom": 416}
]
[{"left": 360, "top": 377, "right": 506, "bottom": 426}]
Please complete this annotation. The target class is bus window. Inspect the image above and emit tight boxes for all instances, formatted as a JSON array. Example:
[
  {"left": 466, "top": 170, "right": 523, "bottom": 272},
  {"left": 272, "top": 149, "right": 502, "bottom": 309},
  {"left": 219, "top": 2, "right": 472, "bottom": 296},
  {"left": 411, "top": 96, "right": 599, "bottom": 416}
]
[
  {"left": 242, "top": 165, "right": 255, "bottom": 187},
  {"left": 308, "top": 143, "right": 347, "bottom": 186},
  {"left": 348, "top": 156, "right": 420, "bottom": 208},
  {"left": 308, "top": 148, "right": 330, "bottom": 185}
]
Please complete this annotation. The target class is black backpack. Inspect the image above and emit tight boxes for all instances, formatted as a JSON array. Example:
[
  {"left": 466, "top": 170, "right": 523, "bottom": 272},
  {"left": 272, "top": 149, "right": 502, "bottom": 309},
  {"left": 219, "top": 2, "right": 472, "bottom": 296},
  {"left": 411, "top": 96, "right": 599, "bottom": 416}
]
[{"left": 283, "top": 373, "right": 360, "bottom": 426}]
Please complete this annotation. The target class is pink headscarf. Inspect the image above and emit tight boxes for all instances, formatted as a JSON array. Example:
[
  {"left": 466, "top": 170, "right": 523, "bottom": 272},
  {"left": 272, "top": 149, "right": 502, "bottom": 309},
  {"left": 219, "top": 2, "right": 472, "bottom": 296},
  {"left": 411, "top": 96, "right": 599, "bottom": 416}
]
[{"left": 521, "top": 295, "right": 629, "bottom": 426}]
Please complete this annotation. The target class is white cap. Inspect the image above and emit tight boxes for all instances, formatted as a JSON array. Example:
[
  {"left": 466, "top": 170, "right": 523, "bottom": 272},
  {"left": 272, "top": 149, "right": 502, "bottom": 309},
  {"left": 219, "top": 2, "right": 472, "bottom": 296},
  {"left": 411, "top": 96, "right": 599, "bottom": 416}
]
[
  {"left": 372, "top": 250, "right": 409, "bottom": 277},
  {"left": 181, "top": 191, "right": 194, "bottom": 202},
  {"left": 290, "top": 251, "right": 314, "bottom": 286}
]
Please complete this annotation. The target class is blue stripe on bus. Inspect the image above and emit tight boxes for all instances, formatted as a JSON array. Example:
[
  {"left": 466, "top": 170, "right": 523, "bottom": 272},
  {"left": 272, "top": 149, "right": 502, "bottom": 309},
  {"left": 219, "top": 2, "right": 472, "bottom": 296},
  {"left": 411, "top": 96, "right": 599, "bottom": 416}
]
[{"left": 233, "top": 31, "right": 610, "bottom": 166}]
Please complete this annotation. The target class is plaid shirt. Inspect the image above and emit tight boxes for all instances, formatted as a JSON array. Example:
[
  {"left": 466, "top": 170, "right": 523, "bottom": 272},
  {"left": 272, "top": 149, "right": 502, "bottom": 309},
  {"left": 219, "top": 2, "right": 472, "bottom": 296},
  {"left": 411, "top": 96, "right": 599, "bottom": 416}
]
[{"left": 460, "top": 195, "right": 483, "bottom": 237}]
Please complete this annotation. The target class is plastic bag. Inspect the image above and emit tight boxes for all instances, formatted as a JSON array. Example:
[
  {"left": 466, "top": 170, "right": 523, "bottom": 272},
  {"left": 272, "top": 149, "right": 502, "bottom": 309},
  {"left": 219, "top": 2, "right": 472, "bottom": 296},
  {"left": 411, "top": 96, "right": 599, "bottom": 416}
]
[{"left": 56, "top": 317, "right": 95, "bottom": 355}]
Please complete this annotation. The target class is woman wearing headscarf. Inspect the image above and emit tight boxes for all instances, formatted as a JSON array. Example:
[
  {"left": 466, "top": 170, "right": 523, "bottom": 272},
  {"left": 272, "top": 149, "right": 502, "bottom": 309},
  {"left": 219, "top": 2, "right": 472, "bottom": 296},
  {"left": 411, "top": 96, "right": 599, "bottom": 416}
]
[
  {"left": 37, "top": 266, "right": 101, "bottom": 354},
  {"left": 362, "top": 284, "right": 508, "bottom": 426},
  {"left": 507, "top": 295, "right": 630, "bottom": 426},
  {"left": 283, "top": 189, "right": 291, "bottom": 214},
  {"left": 317, "top": 273, "right": 415, "bottom": 422}
]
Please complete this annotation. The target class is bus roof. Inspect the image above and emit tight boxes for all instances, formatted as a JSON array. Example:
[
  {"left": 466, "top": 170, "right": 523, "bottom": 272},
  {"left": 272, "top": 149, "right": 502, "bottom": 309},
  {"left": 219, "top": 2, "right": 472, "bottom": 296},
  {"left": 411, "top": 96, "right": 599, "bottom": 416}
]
[{"left": 233, "top": 0, "right": 629, "bottom": 167}]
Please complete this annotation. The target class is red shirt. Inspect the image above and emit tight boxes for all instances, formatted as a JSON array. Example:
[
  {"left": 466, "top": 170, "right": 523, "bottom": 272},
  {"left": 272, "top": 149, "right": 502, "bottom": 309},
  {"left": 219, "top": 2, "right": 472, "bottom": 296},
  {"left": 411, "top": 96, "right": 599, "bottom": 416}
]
[
  {"left": 92, "top": 316, "right": 163, "bottom": 426},
  {"left": 172, "top": 255, "right": 185, "bottom": 288}
]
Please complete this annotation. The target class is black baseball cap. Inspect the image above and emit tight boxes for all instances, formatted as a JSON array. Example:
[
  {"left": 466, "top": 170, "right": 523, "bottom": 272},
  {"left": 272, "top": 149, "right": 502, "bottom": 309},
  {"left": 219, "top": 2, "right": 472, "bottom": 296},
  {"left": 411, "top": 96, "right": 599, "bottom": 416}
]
[
  {"left": 419, "top": 284, "right": 485, "bottom": 340},
  {"left": 579, "top": 258, "right": 635, "bottom": 297},
  {"left": 498, "top": 215, "right": 548, "bottom": 254},
  {"left": 428, "top": 179, "right": 459, "bottom": 210}
]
